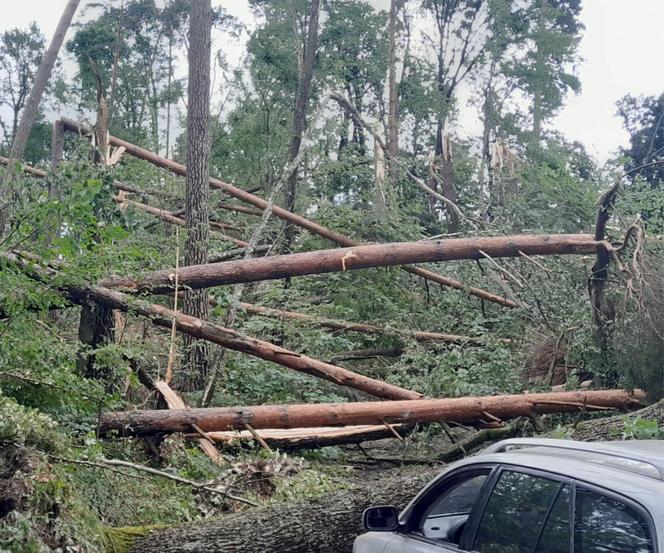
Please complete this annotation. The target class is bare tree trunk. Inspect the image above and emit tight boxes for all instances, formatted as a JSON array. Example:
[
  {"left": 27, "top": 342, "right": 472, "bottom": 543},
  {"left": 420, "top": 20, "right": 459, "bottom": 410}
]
[
  {"left": 99, "top": 389, "right": 645, "bottom": 436},
  {"left": 50, "top": 120, "right": 65, "bottom": 173},
  {"left": 131, "top": 468, "right": 438, "bottom": 553},
  {"left": 0, "top": 0, "right": 80, "bottom": 235},
  {"left": 76, "top": 81, "right": 114, "bottom": 381},
  {"left": 440, "top": 133, "right": 459, "bottom": 232},
  {"left": 101, "top": 233, "right": 600, "bottom": 294},
  {"left": 387, "top": 0, "right": 400, "bottom": 186},
  {"left": 282, "top": 0, "right": 321, "bottom": 251},
  {"left": 180, "top": 0, "right": 213, "bottom": 391},
  {"left": 532, "top": 0, "right": 547, "bottom": 145}
]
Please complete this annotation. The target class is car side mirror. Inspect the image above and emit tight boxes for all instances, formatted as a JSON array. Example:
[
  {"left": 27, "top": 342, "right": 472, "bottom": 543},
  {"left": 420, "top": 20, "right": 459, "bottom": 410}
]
[{"left": 363, "top": 505, "right": 400, "bottom": 531}]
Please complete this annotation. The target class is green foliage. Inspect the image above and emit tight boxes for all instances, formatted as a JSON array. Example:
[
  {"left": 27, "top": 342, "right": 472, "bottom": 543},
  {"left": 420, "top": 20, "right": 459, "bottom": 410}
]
[
  {"left": 619, "top": 417, "right": 664, "bottom": 440},
  {"left": 0, "top": 392, "right": 58, "bottom": 448}
]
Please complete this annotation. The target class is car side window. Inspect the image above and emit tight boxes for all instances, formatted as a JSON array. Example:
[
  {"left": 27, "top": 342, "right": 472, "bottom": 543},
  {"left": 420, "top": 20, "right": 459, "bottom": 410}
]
[
  {"left": 574, "top": 488, "right": 653, "bottom": 553},
  {"left": 535, "top": 485, "right": 571, "bottom": 553},
  {"left": 419, "top": 472, "right": 489, "bottom": 543},
  {"left": 474, "top": 470, "right": 562, "bottom": 553}
]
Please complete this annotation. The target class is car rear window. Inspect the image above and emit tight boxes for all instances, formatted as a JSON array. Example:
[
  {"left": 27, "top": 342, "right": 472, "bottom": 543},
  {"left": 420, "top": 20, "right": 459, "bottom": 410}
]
[{"left": 574, "top": 488, "right": 654, "bottom": 553}]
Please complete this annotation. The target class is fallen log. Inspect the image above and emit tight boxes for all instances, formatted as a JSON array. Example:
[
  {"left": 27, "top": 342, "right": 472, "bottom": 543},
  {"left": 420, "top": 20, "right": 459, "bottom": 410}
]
[
  {"left": 240, "top": 302, "right": 495, "bottom": 344},
  {"left": 191, "top": 424, "right": 411, "bottom": 450},
  {"left": 0, "top": 155, "right": 48, "bottom": 178},
  {"left": 99, "top": 389, "right": 645, "bottom": 436},
  {"left": 101, "top": 234, "right": 601, "bottom": 294},
  {"left": 128, "top": 466, "right": 439, "bottom": 553},
  {"left": 59, "top": 118, "right": 517, "bottom": 308},
  {"left": 217, "top": 202, "right": 263, "bottom": 216},
  {"left": 113, "top": 196, "right": 249, "bottom": 247},
  {"left": 73, "top": 287, "right": 422, "bottom": 401},
  {"left": 1, "top": 251, "right": 419, "bottom": 400},
  {"left": 573, "top": 399, "right": 664, "bottom": 442}
]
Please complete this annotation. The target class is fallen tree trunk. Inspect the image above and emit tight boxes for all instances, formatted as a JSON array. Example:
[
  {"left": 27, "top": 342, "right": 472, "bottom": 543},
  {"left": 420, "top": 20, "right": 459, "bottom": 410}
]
[
  {"left": 2, "top": 251, "right": 419, "bottom": 401},
  {"left": 0, "top": 156, "right": 48, "bottom": 178},
  {"left": 240, "top": 302, "right": 499, "bottom": 344},
  {"left": 99, "top": 389, "right": 645, "bottom": 436},
  {"left": 573, "top": 399, "right": 664, "bottom": 442},
  {"left": 72, "top": 287, "right": 422, "bottom": 401},
  {"left": 101, "top": 234, "right": 600, "bottom": 294},
  {"left": 113, "top": 196, "right": 248, "bottom": 247},
  {"left": 128, "top": 466, "right": 438, "bottom": 553},
  {"left": 59, "top": 118, "right": 517, "bottom": 308},
  {"left": 191, "top": 424, "right": 411, "bottom": 450}
]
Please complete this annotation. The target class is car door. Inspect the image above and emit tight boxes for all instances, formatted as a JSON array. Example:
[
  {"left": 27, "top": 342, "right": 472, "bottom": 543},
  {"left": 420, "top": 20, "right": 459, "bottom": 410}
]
[{"left": 382, "top": 467, "right": 494, "bottom": 553}]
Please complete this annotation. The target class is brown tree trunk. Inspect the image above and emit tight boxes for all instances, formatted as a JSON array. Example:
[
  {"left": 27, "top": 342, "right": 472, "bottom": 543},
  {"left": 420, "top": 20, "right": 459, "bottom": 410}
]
[
  {"left": 181, "top": 0, "right": 213, "bottom": 391},
  {"left": 573, "top": 400, "right": 664, "bottom": 442},
  {"left": 99, "top": 389, "right": 645, "bottom": 436},
  {"left": 0, "top": 0, "right": 80, "bottom": 235},
  {"left": 58, "top": 118, "right": 517, "bottom": 308},
  {"left": 101, "top": 234, "right": 600, "bottom": 294},
  {"left": 193, "top": 424, "right": 412, "bottom": 451},
  {"left": 76, "top": 80, "right": 114, "bottom": 381},
  {"left": 1, "top": 251, "right": 419, "bottom": 401},
  {"left": 130, "top": 467, "right": 438, "bottom": 553},
  {"left": 283, "top": 0, "right": 321, "bottom": 251},
  {"left": 67, "top": 288, "right": 421, "bottom": 402},
  {"left": 51, "top": 120, "right": 65, "bottom": 173},
  {"left": 386, "top": 0, "right": 400, "bottom": 186}
]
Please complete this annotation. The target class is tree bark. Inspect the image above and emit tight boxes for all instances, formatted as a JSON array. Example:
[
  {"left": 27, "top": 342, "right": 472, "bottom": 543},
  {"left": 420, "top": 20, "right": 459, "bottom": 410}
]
[
  {"left": 59, "top": 117, "right": 518, "bottom": 308},
  {"left": 65, "top": 287, "right": 421, "bottom": 402},
  {"left": 588, "top": 183, "right": 619, "bottom": 354},
  {"left": 387, "top": 0, "right": 400, "bottom": 186},
  {"left": 51, "top": 120, "right": 65, "bottom": 173},
  {"left": 193, "top": 424, "right": 412, "bottom": 451},
  {"left": 101, "top": 234, "right": 600, "bottom": 294},
  {"left": 99, "top": 389, "right": 645, "bottom": 436},
  {"left": 283, "top": 0, "right": 321, "bottom": 251},
  {"left": 76, "top": 74, "right": 114, "bottom": 381},
  {"left": 130, "top": 467, "right": 438, "bottom": 553},
  {"left": 1, "top": 251, "right": 420, "bottom": 402},
  {"left": 0, "top": 0, "right": 80, "bottom": 235},
  {"left": 181, "top": 0, "right": 213, "bottom": 391},
  {"left": 573, "top": 400, "right": 664, "bottom": 442}
]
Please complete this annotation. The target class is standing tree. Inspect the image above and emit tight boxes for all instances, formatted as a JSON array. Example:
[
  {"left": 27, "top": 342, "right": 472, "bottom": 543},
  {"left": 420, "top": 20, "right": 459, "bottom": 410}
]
[
  {"left": 510, "top": 0, "right": 583, "bottom": 146},
  {"left": 420, "top": 0, "right": 488, "bottom": 233},
  {"left": 618, "top": 93, "right": 664, "bottom": 186},
  {"left": 0, "top": 24, "right": 46, "bottom": 150},
  {"left": 0, "top": 0, "right": 80, "bottom": 235},
  {"left": 282, "top": 0, "right": 321, "bottom": 251},
  {"left": 181, "top": 0, "right": 213, "bottom": 391},
  {"left": 387, "top": 0, "right": 401, "bottom": 187}
]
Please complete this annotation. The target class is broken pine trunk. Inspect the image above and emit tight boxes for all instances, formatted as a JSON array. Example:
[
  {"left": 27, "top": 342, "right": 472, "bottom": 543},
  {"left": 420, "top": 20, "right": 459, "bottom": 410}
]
[
  {"left": 99, "top": 389, "right": 645, "bottom": 436},
  {"left": 101, "top": 233, "right": 601, "bottom": 294},
  {"left": 58, "top": 117, "right": 518, "bottom": 308}
]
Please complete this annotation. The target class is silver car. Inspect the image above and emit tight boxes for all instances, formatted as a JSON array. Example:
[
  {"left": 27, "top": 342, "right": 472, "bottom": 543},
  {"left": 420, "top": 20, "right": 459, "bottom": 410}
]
[{"left": 354, "top": 438, "right": 664, "bottom": 553}]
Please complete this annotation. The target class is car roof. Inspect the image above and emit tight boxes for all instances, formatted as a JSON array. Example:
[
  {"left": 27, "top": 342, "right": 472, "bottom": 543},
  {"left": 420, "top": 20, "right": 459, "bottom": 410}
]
[
  {"left": 484, "top": 438, "right": 664, "bottom": 480},
  {"left": 400, "top": 439, "right": 664, "bottom": 524}
]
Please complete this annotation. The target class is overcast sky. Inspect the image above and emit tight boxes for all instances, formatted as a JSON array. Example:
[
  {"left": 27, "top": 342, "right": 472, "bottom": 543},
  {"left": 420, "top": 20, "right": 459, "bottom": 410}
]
[{"left": 3, "top": 0, "right": 664, "bottom": 162}]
